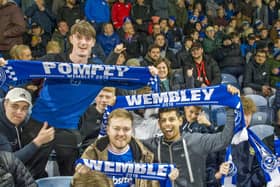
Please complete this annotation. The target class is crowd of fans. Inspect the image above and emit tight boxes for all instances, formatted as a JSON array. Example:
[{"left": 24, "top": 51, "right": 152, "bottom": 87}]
[{"left": 0, "top": 0, "right": 280, "bottom": 186}]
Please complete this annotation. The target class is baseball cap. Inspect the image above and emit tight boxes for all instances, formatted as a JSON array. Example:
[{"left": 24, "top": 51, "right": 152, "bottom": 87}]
[{"left": 5, "top": 88, "right": 32, "bottom": 107}]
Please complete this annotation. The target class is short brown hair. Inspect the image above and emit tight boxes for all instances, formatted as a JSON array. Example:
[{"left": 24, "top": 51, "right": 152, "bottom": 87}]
[
  {"left": 108, "top": 108, "right": 133, "bottom": 126},
  {"left": 158, "top": 108, "right": 181, "bottom": 119},
  {"left": 101, "top": 87, "right": 116, "bottom": 95},
  {"left": 70, "top": 20, "right": 96, "bottom": 38},
  {"left": 154, "top": 57, "right": 172, "bottom": 78}
]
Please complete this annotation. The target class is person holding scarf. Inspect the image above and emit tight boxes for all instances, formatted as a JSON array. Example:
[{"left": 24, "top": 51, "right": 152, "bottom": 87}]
[
  {"left": 74, "top": 108, "right": 179, "bottom": 187},
  {"left": 143, "top": 85, "right": 239, "bottom": 187},
  {"left": 183, "top": 42, "right": 221, "bottom": 88},
  {"left": 0, "top": 20, "right": 158, "bottom": 179}
]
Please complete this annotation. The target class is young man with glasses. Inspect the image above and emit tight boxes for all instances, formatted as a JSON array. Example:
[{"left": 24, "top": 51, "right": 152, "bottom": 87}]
[{"left": 243, "top": 49, "right": 275, "bottom": 96}]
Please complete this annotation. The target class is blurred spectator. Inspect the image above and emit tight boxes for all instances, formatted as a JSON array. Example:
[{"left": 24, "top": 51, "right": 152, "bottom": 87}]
[
  {"left": 140, "top": 44, "right": 161, "bottom": 66},
  {"left": 241, "top": 33, "right": 257, "bottom": 63},
  {"left": 97, "top": 22, "right": 120, "bottom": 57},
  {"left": 243, "top": 49, "right": 275, "bottom": 96},
  {"left": 270, "top": 19, "right": 280, "bottom": 42},
  {"left": 214, "top": 34, "right": 244, "bottom": 79},
  {"left": 79, "top": 87, "right": 116, "bottom": 150},
  {"left": 176, "top": 37, "right": 193, "bottom": 67},
  {"left": 51, "top": 20, "right": 70, "bottom": 53},
  {"left": 182, "top": 105, "right": 214, "bottom": 134},
  {"left": 160, "top": 18, "right": 176, "bottom": 48},
  {"left": 252, "top": 0, "right": 269, "bottom": 28},
  {"left": 168, "top": 16, "right": 183, "bottom": 49},
  {"left": 268, "top": 49, "right": 280, "bottom": 88},
  {"left": 46, "top": 40, "right": 61, "bottom": 54},
  {"left": 168, "top": 0, "right": 177, "bottom": 18},
  {"left": 119, "top": 21, "right": 143, "bottom": 59},
  {"left": 9, "top": 44, "right": 32, "bottom": 61},
  {"left": 152, "top": 0, "right": 168, "bottom": 19},
  {"left": 238, "top": 0, "right": 254, "bottom": 23},
  {"left": 183, "top": 42, "right": 221, "bottom": 88},
  {"left": 0, "top": 151, "right": 37, "bottom": 187},
  {"left": 175, "top": 0, "right": 187, "bottom": 29},
  {"left": 25, "top": 0, "right": 56, "bottom": 37},
  {"left": 214, "top": 7, "right": 228, "bottom": 27},
  {"left": 111, "top": 0, "right": 132, "bottom": 30},
  {"left": 146, "top": 23, "right": 161, "bottom": 47},
  {"left": 21, "top": 0, "right": 34, "bottom": 13},
  {"left": 154, "top": 57, "right": 184, "bottom": 91},
  {"left": 153, "top": 33, "right": 179, "bottom": 69},
  {"left": 25, "top": 22, "right": 49, "bottom": 58},
  {"left": 84, "top": 0, "right": 110, "bottom": 34},
  {"left": 131, "top": 0, "right": 151, "bottom": 33},
  {"left": 268, "top": 0, "right": 278, "bottom": 27},
  {"left": 105, "top": 43, "right": 127, "bottom": 65},
  {"left": 0, "top": 0, "right": 26, "bottom": 59},
  {"left": 57, "top": 0, "right": 84, "bottom": 27},
  {"left": 202, "top": 26, "right": 222, "bottom": 56}
]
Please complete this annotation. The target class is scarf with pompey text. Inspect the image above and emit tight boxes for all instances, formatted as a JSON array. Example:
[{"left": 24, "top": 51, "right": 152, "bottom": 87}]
[{"left": 0, "top": 60, "right": 159, "bottom": 91}]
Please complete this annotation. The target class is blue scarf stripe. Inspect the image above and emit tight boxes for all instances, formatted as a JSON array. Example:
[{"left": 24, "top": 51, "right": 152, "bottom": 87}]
[
  {"left": 0, "top": 60, "right": 159, "bottom": 91},
  {"left": 75, "top": 159, "right": 174, "bottom": 187},
  {"left": 247, "top": 129, "right": 280, "bottom": 184}
]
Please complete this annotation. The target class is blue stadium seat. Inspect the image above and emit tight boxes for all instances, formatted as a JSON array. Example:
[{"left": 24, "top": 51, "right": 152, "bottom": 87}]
[
  {"left": 221, "top": 73, "right": 239, "bottom": 88},
  {"left": 36, "top": 176, "right": 72, "bottom": 187},
  {"left": 210, "top": 105, "right": 227, "bottom": 126},
  {"left": 249, "top": 124, "right": 274, "bottom": 140}
]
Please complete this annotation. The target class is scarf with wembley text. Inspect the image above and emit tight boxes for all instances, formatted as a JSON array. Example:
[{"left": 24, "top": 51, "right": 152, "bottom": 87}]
[{"left": 75, "top": 159, "right": 175, "bottom": 187}]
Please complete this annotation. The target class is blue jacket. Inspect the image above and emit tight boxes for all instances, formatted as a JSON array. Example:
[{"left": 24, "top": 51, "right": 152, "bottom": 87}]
[
  {"left": 85, "top": 0, "right": 110, "bottom": 23},
  {"left": 97, "top": 32, "right": 120, "bottom": 57}
]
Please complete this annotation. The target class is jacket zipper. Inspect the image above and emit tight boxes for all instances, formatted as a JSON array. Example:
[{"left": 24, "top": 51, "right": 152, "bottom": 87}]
[{"left": 15, "top": 127, "right": 22, "bottom": 149}]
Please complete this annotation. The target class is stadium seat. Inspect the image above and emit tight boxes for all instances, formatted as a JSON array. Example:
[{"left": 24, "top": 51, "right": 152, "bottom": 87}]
[
  {"left": 36, "top": 176, "right": 72, "bottom": 187},
  {"left": 210, "top": 105, "right": 227, "bottom": 126},
  {"left": 249, "top": 124, "right": 274, "bottom": 140},
  {"left": 245, "top": 94, "right": 268, "bottom": 108},
  {"left": 221, "top": 73, "right": 239, "bottom": 88},
  {"left": 250, "top": 111, "right": 268, "bottom": 126},
  {"left": 268, "top": 95, "right": 275, "bottom": 108}
]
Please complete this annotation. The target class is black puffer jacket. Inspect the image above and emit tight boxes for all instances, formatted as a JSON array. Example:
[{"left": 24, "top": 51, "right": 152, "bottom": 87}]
[
  {"left": 214, "top": 44, "right": 244, "bottom": 69},
  {"left": 243, "top": 60, "right": 271, "bottom": 91},
  {"left": 0, "top": 151, "right": 37, "bottom": 187}
]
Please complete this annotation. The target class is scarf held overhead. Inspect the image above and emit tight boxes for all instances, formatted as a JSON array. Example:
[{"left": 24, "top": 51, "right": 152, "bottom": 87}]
[
  {"left": 99, "top": 84, "right": 246, "bottom": 142},
  {"left": 0, "top": 60, "right": 159, "bottom": 91}
]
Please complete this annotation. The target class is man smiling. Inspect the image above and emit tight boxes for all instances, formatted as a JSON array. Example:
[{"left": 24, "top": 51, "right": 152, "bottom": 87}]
[{"left": 143, "top": 85, "right": 239, "bottom": 187}]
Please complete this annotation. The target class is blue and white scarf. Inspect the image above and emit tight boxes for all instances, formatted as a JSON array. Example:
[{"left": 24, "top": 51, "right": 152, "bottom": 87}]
[
  {"left": 99, "top": 85, "right": 246, "bottom": 186},
  {"left": 75, "top": 159, "right": 175, "bottom": 187},
  {"left": 247, "top": 129, "right": 280, "bottom": 187},
  {"left": 0, "top": 60, "right": 159, "bottom": 91},
  {"left": 221, "top": 146, "right": 238, "bottom": 187}
]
